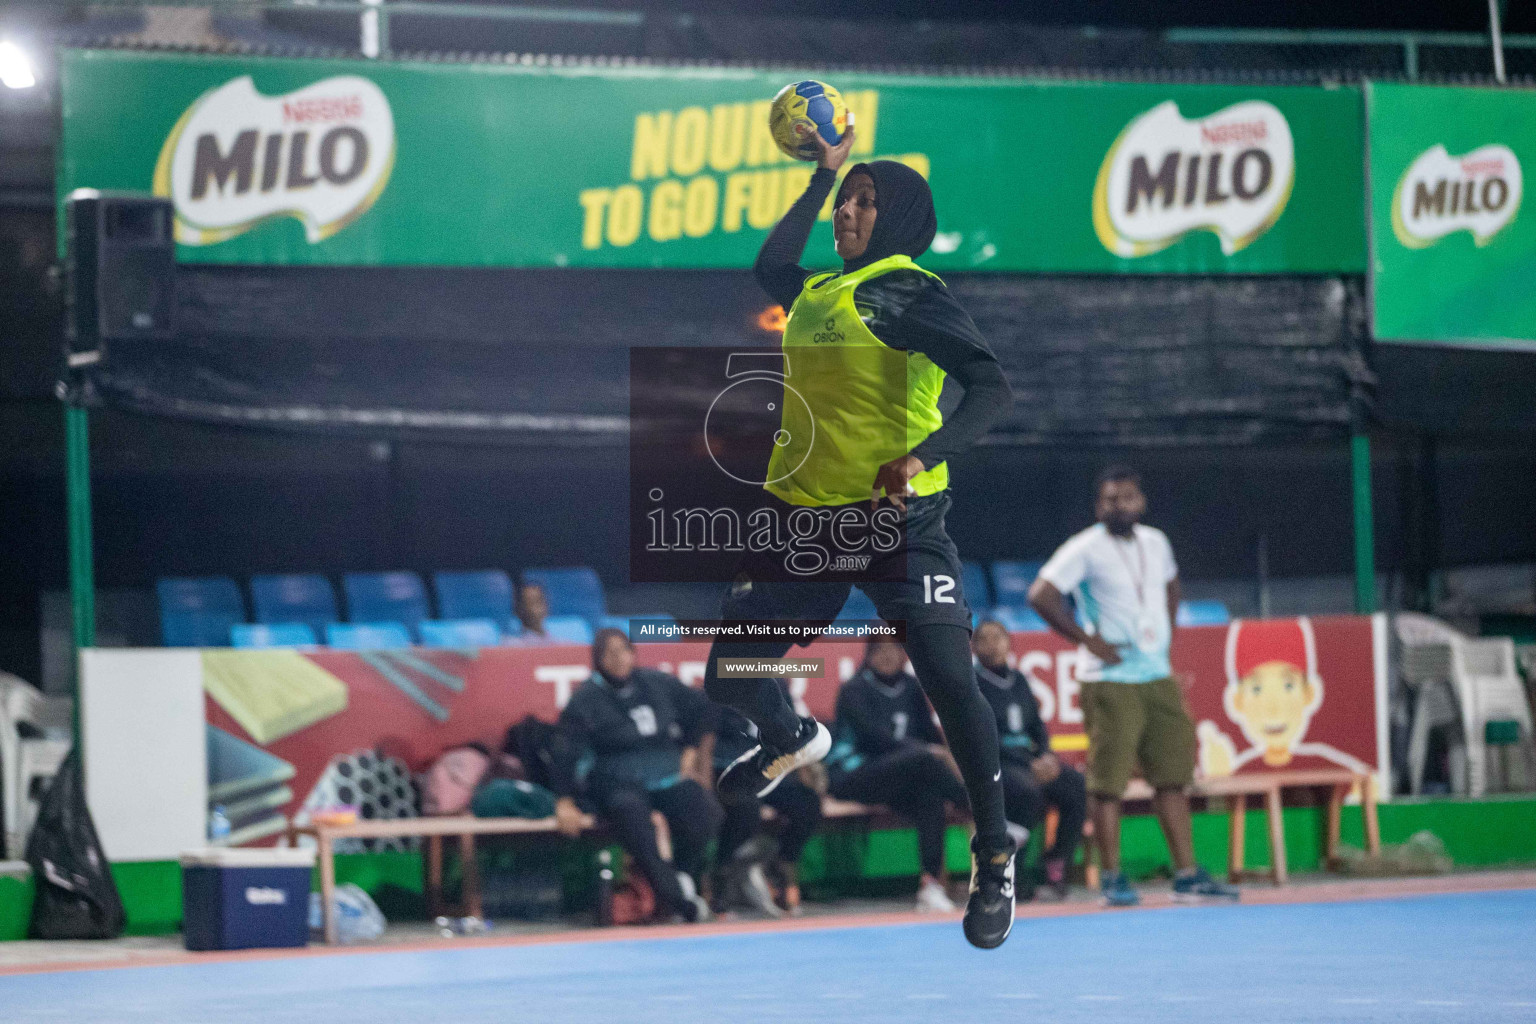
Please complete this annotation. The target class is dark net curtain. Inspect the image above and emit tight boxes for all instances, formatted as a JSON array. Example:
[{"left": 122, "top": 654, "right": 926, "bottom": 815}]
[
  {"left": 77, "top": 265, "right": 1372, "bottom": 447},
  {"left": 951, "top": 274, "right": 1373, "bottom": 446}
]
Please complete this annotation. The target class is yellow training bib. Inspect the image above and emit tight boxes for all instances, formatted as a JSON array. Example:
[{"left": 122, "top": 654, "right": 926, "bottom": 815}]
[{"left": 764, "top": 254, "right": 949, "bottom": 507}]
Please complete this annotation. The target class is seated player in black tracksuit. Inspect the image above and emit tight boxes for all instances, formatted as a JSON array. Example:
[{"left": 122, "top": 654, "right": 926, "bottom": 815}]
[
  {"left": 550, "top": 628, "right": 723, "bottom": 923},
  {"left": 971, "top": 618, "right": 1087, "bottom": 900},
  {"left": 711, "top": 690, "right": 824, "bottom": 918},
  {"left": 826, "top": 636, "right": 970, "bottom": 912}
]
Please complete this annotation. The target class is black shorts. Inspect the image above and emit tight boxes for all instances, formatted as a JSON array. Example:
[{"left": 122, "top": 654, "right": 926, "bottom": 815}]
[{"left": 720, "top": 491, "right": 973, "bottom": 642}]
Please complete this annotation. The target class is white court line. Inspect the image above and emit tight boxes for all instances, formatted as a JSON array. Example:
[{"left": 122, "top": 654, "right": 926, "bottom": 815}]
[
  {"left": 1334, "top": 998, "right": 1380, "bottom": 1004},
  {"left": 653, "top": 994, "right": 696, "bottom": 1002},
  {"left": 1161, "top": 995, "right": 1208, "bottom": 1002},
  {"left": 906, "top": 994, "right": 946, "bottom": 1000},
  {"left": 1416, "top": 1000, "right": 1464, "bottom": 1006},
  {"left": 1501, "top": 1001, "right": 1536, "bottom": 1007},
  {"left": 1079, "top": 994, "right": 1125, "bottom": 1001},
  {"left": 820, "top": 992, "right": 864, "bottom": 1000}
]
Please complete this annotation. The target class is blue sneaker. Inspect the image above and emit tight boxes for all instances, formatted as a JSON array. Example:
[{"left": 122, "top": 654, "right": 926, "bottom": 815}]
[
  {"left": 1099, "top": 871, "right": 1140, "bottom": 907},
  {"left": 1172, "top": 867, "right": 1241, "bottom": 903}
]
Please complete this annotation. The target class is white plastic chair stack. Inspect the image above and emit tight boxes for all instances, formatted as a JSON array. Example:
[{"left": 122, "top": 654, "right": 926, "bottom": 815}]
[
  {"left": 1456, "top": 638, "right": 1536, "bottom": 794},
  {"left": 1398, "top": 639, "right": 1467, "bottom": 796},
  {"left": 1395, "top": 614, "right": 1536, "bottom": 796}
]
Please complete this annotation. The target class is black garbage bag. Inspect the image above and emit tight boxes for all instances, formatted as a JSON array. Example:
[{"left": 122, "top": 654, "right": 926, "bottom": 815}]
[{"left": 25, "top": 747, "right": 126, "bottom": 939}]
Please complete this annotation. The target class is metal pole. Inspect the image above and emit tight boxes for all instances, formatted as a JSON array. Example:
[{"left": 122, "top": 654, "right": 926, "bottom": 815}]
[
  {"left": 1256, "top": 533, "right": 1271, "bottom": 618},
  {"left": 1490, "top": 0, "right": 1508, "bottom": 83},
  {"left": 1351, "top": 432, "right": 1377, "bottom": 614},
  {"left": 361, "top": 0, "right": 382, "bottom": 58},
  {"left": 65, "top": 402, "right": 95, "bottom": 747}
]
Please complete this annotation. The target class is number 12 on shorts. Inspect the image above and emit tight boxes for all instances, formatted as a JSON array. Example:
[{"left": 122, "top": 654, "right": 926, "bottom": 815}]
[{"left": 923, "top": 574, "right": 956, "bottom": 604}]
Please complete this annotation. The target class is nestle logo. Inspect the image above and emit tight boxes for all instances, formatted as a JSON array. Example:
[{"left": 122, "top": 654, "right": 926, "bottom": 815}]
[
  {"left": 1200, "top": 120, "right": 1268, "bottom": 147},
  {"left": 282, "top": 95, "right": 364, "bottom": 125},
  {"left": 1460, "top": 156, "right": 1504, "bottom": 176},
  {"left": 245, "top": 886, "right": 288, "bottom": 906}
]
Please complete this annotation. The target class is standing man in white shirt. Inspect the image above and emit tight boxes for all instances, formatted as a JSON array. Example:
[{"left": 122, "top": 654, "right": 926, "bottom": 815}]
[{"left": 1028, "top": 467, "right": 1238, "bottom": 907}]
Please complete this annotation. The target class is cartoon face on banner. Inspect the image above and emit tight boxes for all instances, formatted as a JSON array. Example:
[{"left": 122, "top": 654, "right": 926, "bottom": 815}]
[{"left": 1196, "top": 617, "right": 1371, "bottom": 777}]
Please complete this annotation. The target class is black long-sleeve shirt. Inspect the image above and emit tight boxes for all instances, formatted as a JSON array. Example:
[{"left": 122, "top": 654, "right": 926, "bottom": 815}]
[
  {"left": 974, "top": 661, "right": 1051, "bottom": 767},
  {"left": 551, "top": 668, "right": 716, "bottom": 795},
  {"left": 753, "top": 168, "right": 1012, "bottom": 470},
  {"left": 826, "top": 667, "right": 941, "bottom": 774}
]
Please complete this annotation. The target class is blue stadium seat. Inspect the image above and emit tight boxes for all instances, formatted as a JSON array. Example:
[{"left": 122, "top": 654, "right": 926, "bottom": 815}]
[
  {"left": 1177, "top": 600, "right": 1231, "bottom": 626},
  {"left": 961, "top": 561, "right": 991, "bottom": 610},
  {"left": 599, "top": 613, "right": 677, "bottom": 638},
  {"left": 250, "top": 574, "right": 339, "bottom": 635},
  {"left": 433, "top": 570, "right": 514, "bottom": 622},
  {"left": 231, "top": 622, "right": 318, "bottom": 648},
  {"left": 343, "top": 572, "right": 430, "bottom": 638},
  {"left": 156, "top": 576, "right": 246, "bottom": 647},
  {"left": 521, "top": 567, "right": 606, "bottom": 621},
  {"left": 990, "top": 605, "right": 1051, "bottom": 634},
  {"left": 324, "top": 621, "right": 413, "bottom": 650},
  {"left": 419, "top": 618, "right": 503, "bottom": 648},
  {"left": 990, "top": 560, "right": 1044, "bottom": 607},
  {"left": 542, "top": 615, "right": 595, "bottom": 645},
  {"left": 836, "top": 588, "right": 879, "bottom": 621}
]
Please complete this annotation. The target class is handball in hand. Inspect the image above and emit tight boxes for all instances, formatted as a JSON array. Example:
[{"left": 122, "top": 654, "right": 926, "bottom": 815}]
[{"left": 769, "top": 80, "right": 849, "bottom": 161}]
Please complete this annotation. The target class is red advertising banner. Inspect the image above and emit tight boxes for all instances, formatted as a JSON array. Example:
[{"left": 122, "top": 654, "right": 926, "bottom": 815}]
[{"left": 201, "top": 615, "right": 1384, "bottom": 846}]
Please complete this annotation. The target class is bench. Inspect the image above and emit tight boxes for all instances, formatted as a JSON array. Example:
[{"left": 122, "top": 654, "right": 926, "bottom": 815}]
[
  {"left": 292, "top": 795, "right": 959, "bottom": 943},
  {"left": 295, "top": 769, "right": 1381, "bottom": 942},
  {"left": 811, "top": 770, "right": 1382, "bottom": 889},
  {"left": 293, "top": 812, "right": 619, "bottom": 944},
  {"left": 1088, "top": 769, "right": 1382, "bottom": 887}
]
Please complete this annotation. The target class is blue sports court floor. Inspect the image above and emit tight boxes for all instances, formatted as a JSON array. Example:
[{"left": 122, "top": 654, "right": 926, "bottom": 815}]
[{"left": 4, "top": 888, "right": 1535, "bottom": 1023}]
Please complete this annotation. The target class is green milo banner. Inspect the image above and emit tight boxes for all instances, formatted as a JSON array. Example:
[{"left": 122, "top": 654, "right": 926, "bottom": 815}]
[
  {"left": 1368, "top": 83, "right": 1536, "bottom": 347},
  {"left": 59, "top": 48, "right": 1365, "bottom": 273}
]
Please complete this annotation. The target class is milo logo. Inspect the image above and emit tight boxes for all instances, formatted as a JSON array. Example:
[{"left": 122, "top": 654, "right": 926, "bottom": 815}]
[
  {"left": 1391, "top": 143, "right": 1522, "bottom": 249},
  {"left": 153, "top": 75, "right": 395, "bottom": 246},
  {"left": 1093, "top": 100, "right": 1294, "bottom": 257}
]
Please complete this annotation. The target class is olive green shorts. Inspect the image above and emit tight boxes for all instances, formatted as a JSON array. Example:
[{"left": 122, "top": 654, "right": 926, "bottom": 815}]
[{"left": 1081, "top": 677, "right": 1196, "bottom": 797}]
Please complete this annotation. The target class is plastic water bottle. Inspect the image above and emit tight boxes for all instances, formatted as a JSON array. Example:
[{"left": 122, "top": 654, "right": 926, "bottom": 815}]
[
  {"left": 595, "top": 848, "right": 615, "bottom": 927},
  {"left": 208, "top": 806, "right": 232, "bottom": 844}
]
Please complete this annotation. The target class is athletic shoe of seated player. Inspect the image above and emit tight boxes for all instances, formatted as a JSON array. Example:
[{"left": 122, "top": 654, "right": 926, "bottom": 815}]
[
  {"left": 736, "top": 863, "right": 784, "bottom": 918},
  {"left": 1172, "top": 866, "right": 1240, "bottom": 903},
  {"left": 717, "top": 716, "right": 831, "bottom": 803},
  {"left": 1100, "top": 870, "right": 1141, "bottom": 907},
  {"left": 915, "top": 873, "right": 957, "bottom": 913},
  {"left": 962, "top": 838, "right": 1017, "bottom": 948},
  {"left": 676, "top": 872, "right": 712, "bottom": 923}
]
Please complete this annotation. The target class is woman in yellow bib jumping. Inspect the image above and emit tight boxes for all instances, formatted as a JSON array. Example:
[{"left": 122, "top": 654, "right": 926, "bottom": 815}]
[{"left": 702, "top": 122, "right": 1020, "bottom": 949}]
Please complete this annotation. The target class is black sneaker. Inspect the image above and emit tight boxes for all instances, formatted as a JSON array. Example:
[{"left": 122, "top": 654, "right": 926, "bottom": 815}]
[
  {"left": 717, "top": 717, "right": 830, "bottom": 804},
  {"left": 963, "top": 838, "right": 1017, "bottom": 950}
]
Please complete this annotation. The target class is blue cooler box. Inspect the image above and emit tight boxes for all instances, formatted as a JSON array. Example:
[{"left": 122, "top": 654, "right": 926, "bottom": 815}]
[{"left": 181, "top": 847, "right": 315, "bottom": 951}]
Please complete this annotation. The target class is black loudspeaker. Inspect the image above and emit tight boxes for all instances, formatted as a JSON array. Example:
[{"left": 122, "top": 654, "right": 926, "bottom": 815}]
[{"left": 64, "top": 190, "right": 176, "bottom": 368}]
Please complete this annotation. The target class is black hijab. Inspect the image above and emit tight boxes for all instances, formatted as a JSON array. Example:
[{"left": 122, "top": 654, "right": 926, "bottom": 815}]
[
  {"left": 591, "top": 627, "right": 632, "bottom": 687},
  {"left": 839, "top": 159, "right": 938, "bottom": 273}
]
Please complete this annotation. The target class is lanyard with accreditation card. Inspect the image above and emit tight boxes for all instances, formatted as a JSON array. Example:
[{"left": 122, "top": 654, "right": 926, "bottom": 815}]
[{"left": 1110, "top": 532, "right": 1160, "bottom": 652}]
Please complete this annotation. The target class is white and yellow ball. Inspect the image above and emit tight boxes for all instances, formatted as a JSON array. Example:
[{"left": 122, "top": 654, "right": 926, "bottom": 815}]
[{"left": 768, "top": 80, "right": 849, "bottom": 162}]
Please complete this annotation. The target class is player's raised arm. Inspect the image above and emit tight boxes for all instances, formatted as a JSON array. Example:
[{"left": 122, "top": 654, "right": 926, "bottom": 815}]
[{"left": 751, "top": 122, "right": 856, "bottom": 309}]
